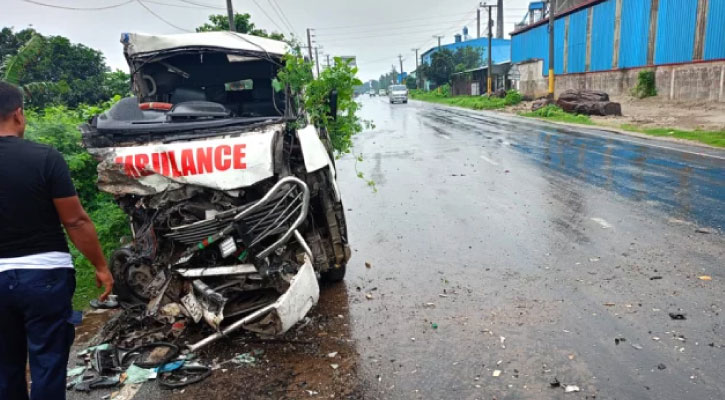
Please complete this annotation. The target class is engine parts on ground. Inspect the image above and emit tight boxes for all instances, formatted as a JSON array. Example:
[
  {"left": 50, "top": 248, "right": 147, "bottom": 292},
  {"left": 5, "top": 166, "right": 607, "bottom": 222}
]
[{"left": 68, "top": 342, "right": 212, "bottom": 392}]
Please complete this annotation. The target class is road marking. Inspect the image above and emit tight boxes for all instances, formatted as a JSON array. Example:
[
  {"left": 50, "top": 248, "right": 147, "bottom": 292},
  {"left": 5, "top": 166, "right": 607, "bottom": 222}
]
[
  {"left": 479, "top": 155, "right": 499, "bottom": 166},
  {"left": 590, "top": 217, "right": 613, "bottom": 229}
]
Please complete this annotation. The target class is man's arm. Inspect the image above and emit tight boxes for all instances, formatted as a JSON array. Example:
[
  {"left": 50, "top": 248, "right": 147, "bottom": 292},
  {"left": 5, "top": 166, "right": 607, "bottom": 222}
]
[{"left": 53, "top": 196, "right": 114, "bottom": 301}]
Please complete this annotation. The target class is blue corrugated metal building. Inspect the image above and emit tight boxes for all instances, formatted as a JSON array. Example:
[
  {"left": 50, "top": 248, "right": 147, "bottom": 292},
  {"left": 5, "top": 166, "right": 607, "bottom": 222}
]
[
  {"left": 511, "top": 0, "right": 725, "bottom": 76},
  {"left": 704, "top": 0, "right": 725, "bottom": 60},
  {"left": 618, "top": 0, "right": 650, "bottom": 68},
  {"left": 589, "top": 0, "right": 615, "bottom": 71},
  {"left": 421, "top": 37, "right": 511, "bottom": 66}
]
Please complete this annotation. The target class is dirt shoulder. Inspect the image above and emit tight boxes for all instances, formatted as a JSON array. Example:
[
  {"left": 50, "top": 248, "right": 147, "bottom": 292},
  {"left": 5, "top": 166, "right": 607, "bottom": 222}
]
[{"left": 501, "top": 94, "right": 725, "bottom": 148}]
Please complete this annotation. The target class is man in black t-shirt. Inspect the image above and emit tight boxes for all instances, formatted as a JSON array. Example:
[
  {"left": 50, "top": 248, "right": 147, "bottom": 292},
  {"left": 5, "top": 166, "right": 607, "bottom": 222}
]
[{"left": 0, "top": 82, "right": 113, "bottom": 400}]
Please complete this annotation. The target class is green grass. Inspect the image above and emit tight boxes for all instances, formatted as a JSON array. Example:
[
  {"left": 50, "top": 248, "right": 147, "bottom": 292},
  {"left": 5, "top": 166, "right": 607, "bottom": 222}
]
[
  {"left": 619, "top": 124, "right": 725, "bottom": 148},
  {"left": 520, "top": 105, "right": 594, "bottom": 125},
  {"left": 410, "top": 89, "right": 522, "bottom": 110}
]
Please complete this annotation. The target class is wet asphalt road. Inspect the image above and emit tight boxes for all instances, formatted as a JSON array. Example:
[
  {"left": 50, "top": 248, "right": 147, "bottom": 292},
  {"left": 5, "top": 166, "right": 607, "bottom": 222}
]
[
  {"left": 338, "top": 97, "right": 725, "bottom": 399},
  {"left": 68, "top": 97, "right": 725, "bottom": 399}
]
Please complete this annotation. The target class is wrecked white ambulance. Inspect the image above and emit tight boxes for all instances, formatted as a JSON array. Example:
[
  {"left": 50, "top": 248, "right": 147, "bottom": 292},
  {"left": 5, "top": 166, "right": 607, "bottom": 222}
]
[{"left": 80, "top": 32, "right": 350, "bottom": 350}]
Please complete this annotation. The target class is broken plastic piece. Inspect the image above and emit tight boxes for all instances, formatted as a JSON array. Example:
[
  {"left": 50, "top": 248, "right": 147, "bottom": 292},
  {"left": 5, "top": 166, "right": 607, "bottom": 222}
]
[
  {"left": 124, "top": 365, "right": 155, "bottom": 384},
  {"left": 669, "top": 312, "right": 687, "bottom": 320},
  {"left": 90, "top": 295, "right": 119, "bottom": 309},
  {"left": 232, "top": 353, "right": 256, "bottom": 365},
  {"left": 564, "top": 385, "right": 580, "bottom": 393}
]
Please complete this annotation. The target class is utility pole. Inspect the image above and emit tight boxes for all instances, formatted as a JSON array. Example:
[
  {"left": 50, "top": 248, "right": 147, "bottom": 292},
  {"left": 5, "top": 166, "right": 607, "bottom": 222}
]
[
  {"left": 314, "top": 47, "right": 320, "bottom": 77},
  {"left": 548, "top": 0, "right": 555, "bottom": 98},
  {"left": 306, "top": 28, "right": 313, "bottom": 62},
  {"left": 398, "top": 54, "right": 404, "bottom": 75},
  {"left": 477, "top": 8, "right": 481, "bottom": 38},
  {"left": 496, "top": 0, "right": 504, "bottom": 38},
  {"left": 226, "top": 0, "right": 235, "bottom": 31},
  {"left": 433, "top": 35, "right": 443, "bottom": 49},
  {"left": 411, "top": 48, "right": 420, "bottom": 88},
  {"left": 485, "top": 3, "right": 494, "bottom": 95},
  {"left": 326, "top": 54, "right": 331, "bottom": 69}
]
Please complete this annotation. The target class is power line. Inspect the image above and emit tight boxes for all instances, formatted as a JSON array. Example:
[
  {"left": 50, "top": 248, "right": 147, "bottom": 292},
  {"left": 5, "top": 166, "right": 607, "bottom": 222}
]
[
  {"left": 250, "top": 0, "right": 287, "bottom": 34},
  {"left": 144, "top": 0, "right": 214, "bottom": 9},
  {"left": 268, "top": 0, "right": 297, "bottom": 36},
  {"left": 316, "top": 10, "right": 475, "bottom": 32},
  {"left": 177, "top": 0, "right": 225, "bottom": 9},
  {"left": 136, "top": 0, "right": 193, "bottom": 32},
  {"left": 316, "top": 18, "right": 488, "bottom": 38},
  {"left": 320, "top": 27, "right": 468, "bottom": 43},
  {"left": 20, "top": 0, "right": 134, "bottom": 10}
]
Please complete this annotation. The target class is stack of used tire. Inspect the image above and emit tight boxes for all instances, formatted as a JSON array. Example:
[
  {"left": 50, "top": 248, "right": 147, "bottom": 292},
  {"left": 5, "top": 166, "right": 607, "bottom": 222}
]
[{"left": 556, "top": 89, "right": 622, "bottom": 116}]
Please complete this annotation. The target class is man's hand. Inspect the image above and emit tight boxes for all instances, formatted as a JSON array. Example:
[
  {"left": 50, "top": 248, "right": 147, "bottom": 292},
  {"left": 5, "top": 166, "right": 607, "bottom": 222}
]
[
  {"left": 53, "top": 196, "right": 114, "bottom": 300},
  {"left": 95, "top": 264, "right": 114, "bottom": 301}
]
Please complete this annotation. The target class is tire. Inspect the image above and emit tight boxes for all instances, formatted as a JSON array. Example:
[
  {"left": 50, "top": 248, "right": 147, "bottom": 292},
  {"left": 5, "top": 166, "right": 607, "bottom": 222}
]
[
  {"left": 321, "top": 264, "right": 346, "bottom": 282},
  {"left": 305, "top": 170, "right": 349, "bottom": 283},
  {"left": 403, "top": 100, "right": 408, "bottom": 103},
  {"left": 109, "top": 247, "right": 153, "bottom": 304},
  {"left": 108, "top": 247, "right": 141, "bottom": 303}
]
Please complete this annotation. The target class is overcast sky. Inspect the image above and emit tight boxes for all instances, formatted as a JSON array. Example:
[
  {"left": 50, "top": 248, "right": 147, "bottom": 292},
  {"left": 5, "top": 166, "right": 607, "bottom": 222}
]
[{"left": 3, "top": 0, "right": 532, "bottom": 81}]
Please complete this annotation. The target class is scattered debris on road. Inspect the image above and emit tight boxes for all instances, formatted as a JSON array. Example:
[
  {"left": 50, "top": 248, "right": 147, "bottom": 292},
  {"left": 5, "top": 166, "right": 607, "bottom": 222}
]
[
  {"left": 669, "top": 312, "right": 687, "bottom": 320},
  {"left": 564, "top": 384, "right": 581, "bottom": 393},
  {"left": 699, "top": 275, "right": 712, "bottom": 281}
]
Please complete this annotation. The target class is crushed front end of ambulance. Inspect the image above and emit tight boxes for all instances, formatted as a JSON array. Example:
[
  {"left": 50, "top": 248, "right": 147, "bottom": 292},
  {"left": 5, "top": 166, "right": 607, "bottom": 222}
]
[{"left": 81, "top": 32, "right": 350, "bottom": 349}]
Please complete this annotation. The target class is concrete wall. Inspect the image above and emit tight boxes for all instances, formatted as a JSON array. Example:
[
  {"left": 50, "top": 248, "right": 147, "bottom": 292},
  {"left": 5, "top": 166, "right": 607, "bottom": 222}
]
[
  {"left": 516, "top": 59, "right": 725, "bottom": 102},
  {"left": 516, "top": 60, "right": 550, "bottom": 99}
]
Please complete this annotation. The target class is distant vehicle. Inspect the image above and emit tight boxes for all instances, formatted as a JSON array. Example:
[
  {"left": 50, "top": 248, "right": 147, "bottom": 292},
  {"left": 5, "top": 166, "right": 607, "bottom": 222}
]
[
  {"left": 378, "top": 89, "right": 386, "bottom": 96},
  {"left": 388, "top": 85, "right": 408, "bottom": 104},
  {"left": 369, "top": 90, "right": 376, "bottom": 97}
]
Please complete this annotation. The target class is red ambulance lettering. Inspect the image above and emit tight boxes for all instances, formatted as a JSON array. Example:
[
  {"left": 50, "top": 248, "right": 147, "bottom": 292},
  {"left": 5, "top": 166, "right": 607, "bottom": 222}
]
[
  {"left": 233, "top": 144, "right": 247, "bottom": 169},
  {"left": 180, "top": 149, "right": 197, "bottom": 176},
  {"left": 196, "top": 147, "right": 214, "bottom": 174},
  {"left": 214, "top": 145, "right": 231, "bottom": 171}
]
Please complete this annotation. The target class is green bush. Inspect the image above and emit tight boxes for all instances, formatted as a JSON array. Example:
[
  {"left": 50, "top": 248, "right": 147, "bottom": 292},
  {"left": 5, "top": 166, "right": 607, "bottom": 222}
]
[
  {"left": 522, "top": 105, "right": 593, "bottom": 125},
  {"left": 276, "top": 54, "right": 372, "bottom": 155},
  {"left": 438, "top": 84, "right": 451, "bottom": 97},
  {"left": 504, "top": 90, "right": 523, "bottom": 106},
  {"left": 632, "top": 70, "right": 657, "bottom": 98}
]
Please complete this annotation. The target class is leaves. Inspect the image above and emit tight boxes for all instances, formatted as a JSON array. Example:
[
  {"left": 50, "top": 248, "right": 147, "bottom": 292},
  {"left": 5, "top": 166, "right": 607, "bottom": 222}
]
[
  {"left": 277, "top": 55, "right": 371, "bottom": 156},
  {"left": 196, "top": 13, "right": 285, "bottom": 39},
  {"left": 1, "top": 33, "right": 44, "bottom": 84}
]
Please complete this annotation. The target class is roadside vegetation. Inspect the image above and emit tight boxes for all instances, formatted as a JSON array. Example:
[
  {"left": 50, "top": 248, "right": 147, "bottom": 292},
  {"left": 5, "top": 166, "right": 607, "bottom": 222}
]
[
  {"left": 520, "top": 105, "right": 594, "bottom": 125},
  {"left": 619, "top": 124, "right": 725, "bottom": 147},
  {"left": 410, "top": 86, "right": 523, "bottom": 110}
]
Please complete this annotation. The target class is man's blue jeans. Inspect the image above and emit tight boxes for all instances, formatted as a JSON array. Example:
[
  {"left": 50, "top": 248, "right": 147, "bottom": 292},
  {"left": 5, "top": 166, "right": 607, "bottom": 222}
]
[{"left": 0, "top": 268, "right": 76, "bottom": 400}]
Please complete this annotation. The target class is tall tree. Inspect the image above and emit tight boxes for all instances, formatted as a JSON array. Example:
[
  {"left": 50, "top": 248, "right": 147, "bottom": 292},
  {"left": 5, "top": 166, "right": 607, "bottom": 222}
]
[
  {"left": 453, "top": 46, "right": 483, "bottom": 73},
  {"left": 1, "top": 28, "right": 126, "bottom": 108},
  {"left": 196, "top": 13, "right": 285, "bottom": 40},
  {"left": 422, "top": 49, "right": 455, "bottom": 87}
]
